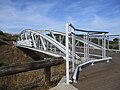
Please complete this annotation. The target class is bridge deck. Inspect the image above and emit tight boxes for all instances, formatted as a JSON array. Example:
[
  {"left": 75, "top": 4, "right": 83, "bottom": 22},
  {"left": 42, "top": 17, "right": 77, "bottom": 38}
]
[{"left": 72, "top": 51, "right": 120, "bottom": 90}]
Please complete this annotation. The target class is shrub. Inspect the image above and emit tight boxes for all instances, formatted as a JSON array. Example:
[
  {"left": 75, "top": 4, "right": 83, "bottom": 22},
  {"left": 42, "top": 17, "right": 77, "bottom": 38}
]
[{"left": 0, "top": 61, "right": 8, "bottom": 67}]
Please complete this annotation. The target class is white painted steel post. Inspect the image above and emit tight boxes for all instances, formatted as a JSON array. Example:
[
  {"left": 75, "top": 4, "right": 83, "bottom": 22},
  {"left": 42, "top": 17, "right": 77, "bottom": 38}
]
[
  {"left": 102, "top": 33, "right": 106, "bottom": 58},
  {"left": 40, "top": 36, "right": 46, "bottom": 50},
  {"left": 98, "top": 38, "right": 100, "bottom": 46},
  {"left": 51, "top": 32, "right": 56, "bottom": 39},
  {"left": 46, "top": 41, "right": 49, "bottom": 51},
  {"left": 20, "top": 34, "right": 23, "bottom": 41},
  {"left": 102, "top": 36, "right": 104, "bottom": 57},
  {"left": 85, "top": 34, "right": 88, "bottom": 61},
  {"left": 85, "top": 34, "right": 87, "bottom": 60},
  {"left": 24, "top": 32, "right": 27, "bottom": 40},
  {"left": 107, "top": 36, "right": 109, "bottom": 49},
  {"left": 72, "top": 28, "right": 75, "bottom": 72},
  {"left": 60, "top": 35, "right": 62, "bottom": 43},
  {"left": 104, "top": 33, "right": 106, "bottom": 57},
  {"left": 31, "top": 33, "right": 37, "bottom": 48},
  {"left": 66, "top": 23, "right": 69, "bottom": 84},
  {"left": 90, "top": 37, "right": 92, "bottom": 42},
  {"left": 87, "top": 32, "right": 90, "bottom": 61},
  {"left": 84, "top": 35, "right": 86, "bottom": 58}
]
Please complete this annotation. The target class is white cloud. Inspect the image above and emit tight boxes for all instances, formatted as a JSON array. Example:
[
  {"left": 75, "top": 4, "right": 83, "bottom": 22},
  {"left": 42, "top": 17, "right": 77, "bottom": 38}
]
[
  {"left": 63, "top": 0, "right": 120, "bottom": 34},
  {"left": 90, "top": 15, "right": 120, "bottom": 34},
  {"left": 91, "top": 15, "right": 105, "bottom": 28},
  {"left": 0, "top": 0, "right": 120, "bottom": 34},
  {"left": 0, "top": 0, "right": 65, "bottom": 33}
]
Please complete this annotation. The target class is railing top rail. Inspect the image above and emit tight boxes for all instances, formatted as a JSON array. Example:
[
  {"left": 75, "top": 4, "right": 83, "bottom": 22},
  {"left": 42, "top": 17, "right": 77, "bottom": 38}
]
[{"left": 69, "top": 24, "right": 108, "bottom": 34}]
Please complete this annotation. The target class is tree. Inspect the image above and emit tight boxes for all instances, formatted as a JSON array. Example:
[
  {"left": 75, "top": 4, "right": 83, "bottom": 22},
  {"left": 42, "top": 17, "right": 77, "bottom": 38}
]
[
  {"left": 0, "top": 30, "right": 4, "bottom": 35},
  {"left": 113, "top": 38, "right": 119, "bottom": 42}
]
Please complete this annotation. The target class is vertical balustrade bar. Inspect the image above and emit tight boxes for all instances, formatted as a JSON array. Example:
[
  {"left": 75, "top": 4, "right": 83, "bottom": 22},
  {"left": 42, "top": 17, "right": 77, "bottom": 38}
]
[
  {"left": 65, "top": 23, "right": 69, "bottom": 84},
  {"left": 72, "top": 28, "right": 75, "bottom": 72}
]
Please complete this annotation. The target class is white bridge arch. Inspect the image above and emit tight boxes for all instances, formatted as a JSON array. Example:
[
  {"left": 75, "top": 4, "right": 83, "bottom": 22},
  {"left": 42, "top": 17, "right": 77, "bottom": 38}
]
[
  {"left": 16, "top": 29, "right": 104, "bottom": 58},
  {"left": 16, "top": 29, "right": 81, "bottom": 59}
]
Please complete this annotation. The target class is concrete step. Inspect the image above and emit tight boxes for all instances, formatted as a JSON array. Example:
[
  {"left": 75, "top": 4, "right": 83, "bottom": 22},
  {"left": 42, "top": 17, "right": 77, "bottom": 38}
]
[{"left": 49, "top": 76, "right": 78, "bottom": 90}]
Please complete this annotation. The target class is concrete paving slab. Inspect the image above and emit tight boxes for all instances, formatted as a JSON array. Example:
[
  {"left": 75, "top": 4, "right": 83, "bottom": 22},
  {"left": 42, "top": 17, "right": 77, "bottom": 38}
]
[{"left": 49, "top": 83, "right": 78, "bottom": 90}]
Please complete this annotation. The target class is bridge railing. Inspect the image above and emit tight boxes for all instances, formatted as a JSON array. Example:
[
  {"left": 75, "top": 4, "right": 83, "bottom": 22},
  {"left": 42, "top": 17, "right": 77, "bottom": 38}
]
[
  {"left": 65, "top": 23, "right": 112, "bottom": 84},
  {"left": 15, "top": 26, "right": 114, "bottom": 84}
]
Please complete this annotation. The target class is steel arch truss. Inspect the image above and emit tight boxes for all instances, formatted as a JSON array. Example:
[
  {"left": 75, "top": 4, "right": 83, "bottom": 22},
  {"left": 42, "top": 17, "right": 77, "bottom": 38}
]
[{"left": 16, "top": 29, "right": 81, "bottom": 58}]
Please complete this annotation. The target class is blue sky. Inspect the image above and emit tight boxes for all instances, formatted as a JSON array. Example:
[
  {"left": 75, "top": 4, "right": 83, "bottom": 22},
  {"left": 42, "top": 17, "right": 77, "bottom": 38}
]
[{"left": 0, "top": 0, "right": 120, "bottom": 34}]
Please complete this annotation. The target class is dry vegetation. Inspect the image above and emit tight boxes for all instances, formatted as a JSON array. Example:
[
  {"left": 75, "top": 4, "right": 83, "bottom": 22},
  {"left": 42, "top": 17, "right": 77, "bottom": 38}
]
[{"left": 0, "top": 43, "right": 65, "bottom": 90}]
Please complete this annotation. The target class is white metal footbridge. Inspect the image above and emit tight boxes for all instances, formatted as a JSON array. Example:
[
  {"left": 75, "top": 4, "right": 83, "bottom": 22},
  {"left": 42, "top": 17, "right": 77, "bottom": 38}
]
[{"left": 16, "top": 23, "right": 114, "bottom": 84}]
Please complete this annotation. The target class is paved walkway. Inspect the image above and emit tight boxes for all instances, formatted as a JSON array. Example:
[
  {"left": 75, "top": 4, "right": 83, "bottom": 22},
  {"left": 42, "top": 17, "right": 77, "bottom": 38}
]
[
  {"left": 49, "top": 51, "right": 120, "bottom": 90},
  {"left": 73, "top": 51, "right": 120, "bottom": 90}
]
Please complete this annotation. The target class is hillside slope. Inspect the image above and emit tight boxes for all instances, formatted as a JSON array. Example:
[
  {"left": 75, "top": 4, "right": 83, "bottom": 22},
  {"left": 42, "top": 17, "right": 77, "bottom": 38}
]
[
  {"left": 0, "top": 43, "right": 65, "bottom": 90},
  {"left": 0, "top": 44, "right": 33, "bottom": 66}
]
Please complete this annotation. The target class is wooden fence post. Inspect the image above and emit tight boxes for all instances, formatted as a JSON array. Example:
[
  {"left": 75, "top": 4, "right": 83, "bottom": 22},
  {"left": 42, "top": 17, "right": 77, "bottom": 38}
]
[{"left": 44, "top": 66, "right": 51, "bottom": 84}]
